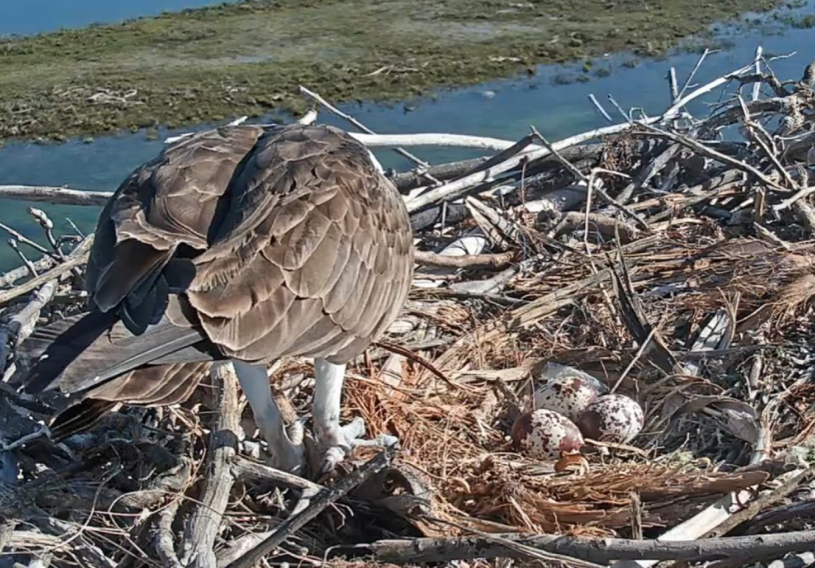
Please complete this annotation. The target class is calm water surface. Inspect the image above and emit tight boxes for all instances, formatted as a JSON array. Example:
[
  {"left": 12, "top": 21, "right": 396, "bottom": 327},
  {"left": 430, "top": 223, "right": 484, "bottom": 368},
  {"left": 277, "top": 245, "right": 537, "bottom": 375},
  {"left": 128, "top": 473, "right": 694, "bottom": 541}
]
[
  {"left": 0, "top": 4, "right": 811, "bottom": 269},
  {"left": 0, "top": 0, "right": 240, "bottom": 36}
]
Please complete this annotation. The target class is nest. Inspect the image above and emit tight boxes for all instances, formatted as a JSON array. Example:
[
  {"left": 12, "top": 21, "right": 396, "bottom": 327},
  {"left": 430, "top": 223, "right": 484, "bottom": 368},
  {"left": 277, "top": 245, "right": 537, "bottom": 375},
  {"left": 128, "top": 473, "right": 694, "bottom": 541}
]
[{"left": 1, "top": 56, "right": 815, "bottom": 568}]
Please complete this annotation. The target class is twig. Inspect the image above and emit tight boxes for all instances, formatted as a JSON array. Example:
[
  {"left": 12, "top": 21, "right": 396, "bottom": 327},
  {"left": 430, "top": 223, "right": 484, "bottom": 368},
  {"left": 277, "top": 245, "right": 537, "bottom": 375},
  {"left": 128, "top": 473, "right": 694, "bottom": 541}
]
[
  {"left": 231, "top": 455, "right": 323, "bottom": 493},
  {"left": 631, "top": 491, "right": 643, "bottom": 540},
  {"left": 429, "top": 517, "right": 604, "bottom": 568},
  {"left": 413, "top": 250, "right": 515, "bottom": 269},
  {"left": 153, "top": 499, "right": 183, "bottom": 568},
  {"left": 368, "top": 530, "right": 815, "bottom": 564},
  {"left": 8, "top": 239, "right": 37, "bottom": 278},
  {"left": 701, "top": 469, "right": 809, "bottom": 539},
  {"left": 466, "top": 133, "right": 537, "bottom": 176},
  {"left": 638, "top": 124, "right": 788, "bottom": 192},
  {"left": 610, "top": 327, "right": 657, "bottom": 393},
  {"left": 0, "top": 185, "right": 111, "bottom": 206},
  {"left": 0, "top": 223, "right": 60, "bottom": 261},
  {"left": 677, "top": 48, "right": 714, "bottom": 100},
  {"left": 165, "top": 116, "right": 247, "bottom": 144},
  {"left": 222, "top": 448, "right": 394, "bottom": 568},
  {"left": 392, "top": 157, "right": 490, "bottom": 191},
  {"left": 297, "top": 108, "right": 318, "bottom": 125},
  {"left": 529, "top": 128, "right": 645, "bottom": 229},
  {"left": 773, "top": 184, "right": 815, "bottom": 212},
  {"left": 607, "top": 95, "right": 634, "bottom": 123},
  {"left": 0, "top": 236, "right": 92, "bottom": 306},
  {"left": 530, "top": 126, "right": 587, "bottom": 181},
  {"left": 616, "top": 143, "right": 681, "bottom": 204},
  {"left": 215, "top": 531, "right": 274, "bottom": 568},
  {"left": 0, "top": 256, "right": 55, "bottom": 288},
  {"left": 298, "top": 85, "right": 438, "bottom": 182},
  {"left": 0, "top": 520, "right": 16, "bottom": 553},
  {"left": 610, "top": 463, "right": 805, "bottom": 568},
  {"left": 663, "top": 60, "right": 756, "bottom": 121},
  {"left": 553, "top": 212, "right": 641, "bottom": 243},
  {"left": 28, "top": 208, "right": 63, "bottom": 258},
  {"left": 736, "top": 95, "right": 797, "bottom": 189},
  {"left": 752, "top": 46, "right": 764, "bottom": 101},
  {"left": 668, "top": 68, "right": 679, "bottom": 103},
  {"left": 792, "top": 200, "right": 815, "bottom": 235},
  {"left": 464, "top": 197, "right": 528, "bottom": 252},
  {"left": 589, "top": 94, "right": 614, "bottom": 123},
  {"left": 744, "top": 499, "right": 815, "bottom": 535},
  {"left": 0, "top": 279, "right": 57, "bottom": 376},
  {"left": 180, "top": 362, "right": 241, "bottom": 568},
  {"left": 403, "top": 119, "right": 653, "bottom": 213},
  {"left": 373, "top": 340, "right": 456, "bottom": 389},
  {"left": 65, "top": 217, "right": 85, "bottom": 238}
]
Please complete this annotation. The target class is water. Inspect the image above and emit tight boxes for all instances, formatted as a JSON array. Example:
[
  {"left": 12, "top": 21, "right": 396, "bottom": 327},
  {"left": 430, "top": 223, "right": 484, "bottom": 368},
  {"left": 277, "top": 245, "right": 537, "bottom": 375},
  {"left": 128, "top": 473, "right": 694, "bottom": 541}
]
[
  {"left": 0, "top": 5, "right": 812, "bottom": 270},
  {"left": 0, "top": 0, "right": 240, "bottom": 37}
]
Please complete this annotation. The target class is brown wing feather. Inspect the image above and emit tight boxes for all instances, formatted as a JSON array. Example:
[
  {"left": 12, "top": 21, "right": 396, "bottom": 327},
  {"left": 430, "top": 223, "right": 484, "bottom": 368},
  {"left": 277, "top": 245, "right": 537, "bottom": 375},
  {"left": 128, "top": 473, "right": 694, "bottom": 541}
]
[
  {"left": 48, "top": 362, "right": 209, "bottom": 441},
  {"left": 86, "top": 125, "right": 265, "bottom": 317},
  {"left": 187, "top": 124, "right": 414, "bottom": 365},
  {"left": 87, "top": 362, "right": 211, "bottom": 405}
]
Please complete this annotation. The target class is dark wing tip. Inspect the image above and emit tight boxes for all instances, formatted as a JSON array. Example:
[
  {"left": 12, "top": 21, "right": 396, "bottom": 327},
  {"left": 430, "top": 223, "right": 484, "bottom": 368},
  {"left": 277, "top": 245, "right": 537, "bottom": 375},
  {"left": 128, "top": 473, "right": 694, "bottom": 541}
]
[
  {"left": 49, "top": 398, "right": 118, "bottom": 442},
  {"left": 19, "top": 310, "right": 119, "bottom": 395}
]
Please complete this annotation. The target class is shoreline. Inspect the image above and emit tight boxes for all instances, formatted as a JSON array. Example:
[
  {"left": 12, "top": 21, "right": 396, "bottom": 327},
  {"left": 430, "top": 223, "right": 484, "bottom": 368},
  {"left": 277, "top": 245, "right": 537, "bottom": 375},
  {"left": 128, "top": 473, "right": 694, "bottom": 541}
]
[{"left": 0, "top": 0, "right": 810, "bottom": 143}]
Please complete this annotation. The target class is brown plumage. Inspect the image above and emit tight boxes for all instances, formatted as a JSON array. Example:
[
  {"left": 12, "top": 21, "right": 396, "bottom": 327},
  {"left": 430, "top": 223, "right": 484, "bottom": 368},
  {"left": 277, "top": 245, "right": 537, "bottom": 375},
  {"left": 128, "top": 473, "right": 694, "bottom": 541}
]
[{"left": 17, "top": 123, "right": 414, "bottom": 440}]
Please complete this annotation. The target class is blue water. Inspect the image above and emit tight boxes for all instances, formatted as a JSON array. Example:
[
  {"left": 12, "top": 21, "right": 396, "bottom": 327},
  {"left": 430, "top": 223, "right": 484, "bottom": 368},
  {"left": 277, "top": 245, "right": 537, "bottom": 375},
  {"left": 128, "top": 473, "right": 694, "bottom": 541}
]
[
  {"left": 0, "top": 2, "right": 812, "bottom": 269},
  {"left": 0, "top": 0, "right": 240, "bottom": 36}
]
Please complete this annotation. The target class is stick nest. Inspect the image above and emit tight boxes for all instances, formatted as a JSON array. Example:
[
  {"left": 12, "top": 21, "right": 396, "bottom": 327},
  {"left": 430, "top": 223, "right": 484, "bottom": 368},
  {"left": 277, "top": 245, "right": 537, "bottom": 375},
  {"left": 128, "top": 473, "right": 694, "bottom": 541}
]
[{"left": 1, "top": 56, "right": 815, "bottom": 568}]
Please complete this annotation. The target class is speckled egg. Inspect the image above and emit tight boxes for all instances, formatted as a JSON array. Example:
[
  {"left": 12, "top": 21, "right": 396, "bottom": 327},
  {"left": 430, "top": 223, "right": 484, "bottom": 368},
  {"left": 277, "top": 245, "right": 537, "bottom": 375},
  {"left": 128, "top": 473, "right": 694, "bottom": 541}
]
[
  {"left": 576, "top": 394, "right": 644, "bottom": 444},
  {"left": 533, "top": 374, "right": 599, "bottom": 422},
  {"left": 511, "top": 409, "right": 585, "bottom": 460}
]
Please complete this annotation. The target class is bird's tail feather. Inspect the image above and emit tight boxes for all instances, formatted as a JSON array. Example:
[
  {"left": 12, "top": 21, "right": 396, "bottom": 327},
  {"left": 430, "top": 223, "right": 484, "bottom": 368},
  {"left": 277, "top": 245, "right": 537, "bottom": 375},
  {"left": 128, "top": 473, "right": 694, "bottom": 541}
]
[
  {"left": 17, "top": 308, "right": 209, "bottom": 396},
  {"left": 48, "top": 398, "right": 118, "bottom": 442}
]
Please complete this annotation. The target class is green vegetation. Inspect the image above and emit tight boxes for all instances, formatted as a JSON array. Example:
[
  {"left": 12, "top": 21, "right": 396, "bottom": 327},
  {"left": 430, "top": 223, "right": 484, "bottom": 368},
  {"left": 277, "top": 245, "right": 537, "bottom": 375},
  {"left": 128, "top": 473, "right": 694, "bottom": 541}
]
[{"left": 0, "top": 0, "right": 791, "bottom": 141}]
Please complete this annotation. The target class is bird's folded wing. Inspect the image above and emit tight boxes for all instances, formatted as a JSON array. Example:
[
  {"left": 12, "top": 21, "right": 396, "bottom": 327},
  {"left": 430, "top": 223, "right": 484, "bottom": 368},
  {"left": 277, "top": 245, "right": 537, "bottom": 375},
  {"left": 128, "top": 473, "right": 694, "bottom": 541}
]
[
  {"left": 86, "top": 125, "right": 265, "bottom": 333},
  {"left": 187, "top": 125, "right": 414, "bottom": 364}
]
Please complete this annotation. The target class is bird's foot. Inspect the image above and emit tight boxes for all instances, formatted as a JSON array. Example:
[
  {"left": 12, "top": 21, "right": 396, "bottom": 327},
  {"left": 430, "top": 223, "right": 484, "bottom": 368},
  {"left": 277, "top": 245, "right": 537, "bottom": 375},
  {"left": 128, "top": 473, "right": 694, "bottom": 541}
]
[
  {"left": 263, "top": 420, "right": 306, "bottom": 475},
  {"left": 316, "top": 416, "right": 399, "bottom": 474}
]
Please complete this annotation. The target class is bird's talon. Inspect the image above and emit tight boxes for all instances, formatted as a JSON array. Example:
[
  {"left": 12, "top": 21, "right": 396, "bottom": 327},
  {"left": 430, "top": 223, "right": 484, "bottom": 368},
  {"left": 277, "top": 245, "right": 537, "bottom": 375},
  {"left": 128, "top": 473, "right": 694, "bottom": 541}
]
[
  {"left": 265, "top": 436, "right": 306, "bottom": 474},
  {"left": 318, "top": 445, "right": 348, "bottom": 475},
  {"left": 317, "top": 417, "right": 399, "bottom": 473}
]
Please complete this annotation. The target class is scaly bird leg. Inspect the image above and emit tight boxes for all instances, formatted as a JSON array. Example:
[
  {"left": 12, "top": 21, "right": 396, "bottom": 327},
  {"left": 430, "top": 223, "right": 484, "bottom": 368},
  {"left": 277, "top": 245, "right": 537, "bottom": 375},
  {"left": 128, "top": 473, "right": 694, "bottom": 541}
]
[
  {"left": 313, "top": 358, "right": 399, "bottom": 473},
  {"left": 232, "top": 360, "right": 304, "bottom": 474}
]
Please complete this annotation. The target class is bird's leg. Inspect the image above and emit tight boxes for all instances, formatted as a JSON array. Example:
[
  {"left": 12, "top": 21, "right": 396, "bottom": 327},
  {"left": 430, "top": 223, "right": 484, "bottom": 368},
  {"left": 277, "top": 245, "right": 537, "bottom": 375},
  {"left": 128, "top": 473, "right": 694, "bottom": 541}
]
[
  {"left": 313, "top": 358, "right": 399, "bottom": 473},
  {"left": 231, "top": 360, "right": 304, "bottom": 474}
]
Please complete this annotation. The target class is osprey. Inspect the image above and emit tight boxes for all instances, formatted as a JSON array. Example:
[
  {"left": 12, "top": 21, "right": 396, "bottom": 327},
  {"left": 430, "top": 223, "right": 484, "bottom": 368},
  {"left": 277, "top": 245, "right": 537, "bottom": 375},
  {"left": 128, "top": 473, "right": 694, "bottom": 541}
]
[{"left": 16, "top": 123, "right": 414, "bottom": 474}]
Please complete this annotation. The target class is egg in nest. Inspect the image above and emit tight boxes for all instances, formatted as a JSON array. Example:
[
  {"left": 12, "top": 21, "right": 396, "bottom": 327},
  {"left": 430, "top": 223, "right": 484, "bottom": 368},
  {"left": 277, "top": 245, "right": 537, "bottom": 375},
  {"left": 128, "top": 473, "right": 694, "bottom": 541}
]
[
  {"left": 511, "top": 409, "right": 584, "bottom": 460},
  {"left": 577, "top": 394, "right": 644, "bottom": 444},
  {"left": 533, "top": 373, "right": 600, "bottom": 422}
]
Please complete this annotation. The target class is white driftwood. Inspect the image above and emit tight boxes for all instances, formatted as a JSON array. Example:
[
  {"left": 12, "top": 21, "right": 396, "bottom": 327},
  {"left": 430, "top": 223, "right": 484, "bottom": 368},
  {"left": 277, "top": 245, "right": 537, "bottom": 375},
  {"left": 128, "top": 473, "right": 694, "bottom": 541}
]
[
  {"left": 610, "top": 467, "right": 807, "bottom": 568},
  {"left": 661, "top": 60, "right": 757, "bottom": 121},
  {"left": 413, "top": 230, "right": 490, "bottom": 289},
  {"left": 164, "top": 122, "right": 537, "bottom": 153},
  {"left": 165, "top": 116, "right": 248, "bottom": 144},
  {"left": 752, "top": 46, "right": 764, "bottom": 102},
  {"left": 401, "top": 122, "right": 650, "bottom": 213},
  {"left": 352, "top": 132, "right": 544, "bottom": 152},
  {"left": 299, "top": 85, "right": 437, "bottom": 173},
  {"left": 297, "top": 108, "right": 318, "bottom": 125},
  {"left": 0, "top": 185, "right": 111, "bottom": 206},
  {"left": 404, "top": 58, "right": 759, "bottom": 214}
]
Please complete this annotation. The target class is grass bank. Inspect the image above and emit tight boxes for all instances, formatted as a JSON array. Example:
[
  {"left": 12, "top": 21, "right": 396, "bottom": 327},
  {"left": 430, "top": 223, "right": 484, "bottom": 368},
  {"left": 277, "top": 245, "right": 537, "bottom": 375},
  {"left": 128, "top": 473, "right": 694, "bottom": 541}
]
[{"left": 0, "top": 0, "right": 794, "bottom": 142}]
